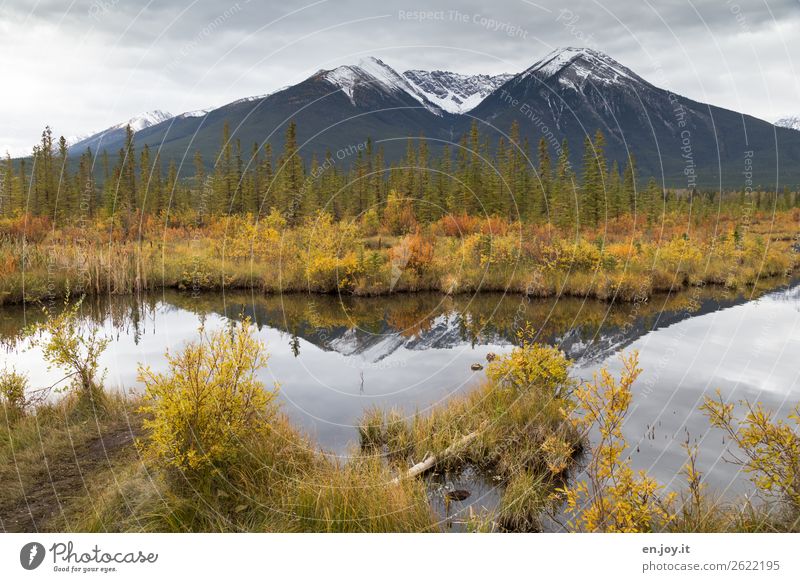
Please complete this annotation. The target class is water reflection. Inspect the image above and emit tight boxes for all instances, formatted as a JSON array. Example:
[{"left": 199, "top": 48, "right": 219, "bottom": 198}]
[
  {"left": 1, "top": 279, "right": 798, "bottom": 502},
  {"left": 573, "top": 280, "right": 800, "bottom": 505}
]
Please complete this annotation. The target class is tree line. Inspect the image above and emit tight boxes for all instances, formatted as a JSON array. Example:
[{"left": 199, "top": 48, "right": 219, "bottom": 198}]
[{"left": 2, "top": 120, "right": 798, "bottom": 229}]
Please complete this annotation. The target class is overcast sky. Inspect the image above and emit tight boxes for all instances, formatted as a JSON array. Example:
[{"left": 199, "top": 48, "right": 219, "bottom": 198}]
[{"left": 2, "top": 0, "right": 799, "bottom": 156}]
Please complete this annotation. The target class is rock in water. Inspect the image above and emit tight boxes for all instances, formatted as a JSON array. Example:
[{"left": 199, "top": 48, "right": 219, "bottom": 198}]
[{"left": 444, "top": 489, "right": 471, "bottom": 502}]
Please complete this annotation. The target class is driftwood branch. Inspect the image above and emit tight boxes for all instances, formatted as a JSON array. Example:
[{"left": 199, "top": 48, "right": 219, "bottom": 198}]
[{"left": 392, "top": 421, "right": 488, "bottom": 484}]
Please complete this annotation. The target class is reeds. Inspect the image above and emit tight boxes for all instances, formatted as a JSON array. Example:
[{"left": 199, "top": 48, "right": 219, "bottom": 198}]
[{"left": 0, "top": 209, "right": 795, "bottom": 305}]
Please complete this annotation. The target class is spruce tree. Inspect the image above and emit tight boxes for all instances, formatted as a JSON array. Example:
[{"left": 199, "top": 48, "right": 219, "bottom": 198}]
[
  {"left": 580, "top": 135, "right": 599, "bottom": 228},
  {"left": 622, "top": 154, "right": 637, "bottom": 218},
  {"left": 279, "top": 120, "right": 304, "bottom": 223},
  {"left": 139, "top": 144, "right": 151, "bottom": 214},
  {"left": 537, "top": 137, "right": 552, "bottom": 221},
  {"left": 553, "top": 140, "right": 574, "bottom": 230},
  {"left": 608, "top": 160, "right": 622, "bottom": 219},
  {"left": 120, "top": 124, "right": 137, "bottom": 226}
]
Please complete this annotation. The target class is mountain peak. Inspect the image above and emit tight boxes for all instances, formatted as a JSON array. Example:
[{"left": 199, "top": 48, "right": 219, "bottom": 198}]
[
  {"left": 114, "top": 110, "right": 174, "bottom": 132},
  {"left": 775, "top": 116, "right": 800, "bottom": 131},
  {"left": 318, "top": 56, "right": 444, "bottom": 113},
  {"left": 403, "top": 70, "right": 512, "bottom": 114},
  {"left": 67, "top": 110, "right": 174, "bottom": 151},
  {"left": 522, "top": 47, "right": 644, "bottom": 88},
  {"left": 321, "top": 57, "right": 412, "bottom": 102}
]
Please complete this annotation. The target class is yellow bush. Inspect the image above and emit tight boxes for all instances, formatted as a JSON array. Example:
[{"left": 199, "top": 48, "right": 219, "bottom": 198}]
[
  {"left": 702, "top": 391, "right": 800, "bottom": 509},
  {"left": 302, "top": 211, "right": 361, "bottom": 290},
  {"left": 26, "top": 296, "right": 109, "bottom": 401},
  {"left": 138, "top": 319, "right": 277, "bottom": 479},
  {"left": 360, "top": 208, "right": 380, "bottom": 236},
  {"left": 478, "top": 234, "right": 520, "bottom": 268},
  {"left": 0, "top": 368, "right": 28, "bottom": 420},
  {"left": 551, "top": 238, "right": 602, "bottom": 272},
  {"left": 655, "top": 236, "right": 704, "bottom": 279},
  {"left": 561, "top": 351, "right": 676, "bottom": 532},
  {"left": 486, "top": 330, "right": 572, "bottom": 398}
]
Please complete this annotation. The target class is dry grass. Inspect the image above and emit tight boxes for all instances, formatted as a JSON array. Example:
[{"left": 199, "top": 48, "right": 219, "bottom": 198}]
[{"left": 1, "top": 210, "right": 795, "bottom": 305}]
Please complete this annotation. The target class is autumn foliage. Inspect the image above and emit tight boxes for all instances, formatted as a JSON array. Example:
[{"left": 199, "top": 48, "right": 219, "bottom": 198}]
[{"left": 137, "top": 318, "right": 277, "bottom": 480}]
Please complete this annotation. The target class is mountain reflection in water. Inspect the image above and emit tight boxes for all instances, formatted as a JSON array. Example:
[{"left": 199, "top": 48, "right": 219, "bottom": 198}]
[{"left": 1, "top": 279, "right": 797, "bottom": 498}]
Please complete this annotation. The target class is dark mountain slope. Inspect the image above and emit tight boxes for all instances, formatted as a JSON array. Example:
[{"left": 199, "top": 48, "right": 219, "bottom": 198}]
[{"left": 468, "top": 47, "right": 800, "bottom": 188}]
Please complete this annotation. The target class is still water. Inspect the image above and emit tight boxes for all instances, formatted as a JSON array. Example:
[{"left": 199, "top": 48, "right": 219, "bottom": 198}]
[{"left": 2, "top": 280, "right": 798, "bottom": 507}]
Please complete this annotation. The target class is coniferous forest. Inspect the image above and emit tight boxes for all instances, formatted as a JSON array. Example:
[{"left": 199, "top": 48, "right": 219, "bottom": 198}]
[
  {"left": 4, "top": 120, "right": 799, "bottom": 228},
  {"left": 0, "top": 119, "right": 796, "bottom": 308}
]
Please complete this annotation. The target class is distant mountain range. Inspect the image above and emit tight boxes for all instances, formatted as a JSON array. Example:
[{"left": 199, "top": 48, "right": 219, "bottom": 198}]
[
  {"left": 225, "top": 283, "right": 782, "bottom": 366},
  {"left": 68, "top": 110, "right": 173, "bottom": 153},
  {"left": 775, "top": 116, "right": 800, "bottom": 131},
  {"left": 65, "top": 48, "right": 800, "bottom": 188}
]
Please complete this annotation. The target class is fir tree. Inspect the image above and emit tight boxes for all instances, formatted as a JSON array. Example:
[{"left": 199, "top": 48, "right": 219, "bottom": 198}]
[{"left": 536, "top": 137, "right": 552, "bottom": 221}]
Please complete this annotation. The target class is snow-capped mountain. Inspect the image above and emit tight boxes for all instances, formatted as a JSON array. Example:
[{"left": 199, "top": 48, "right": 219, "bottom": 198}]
[
  {"left": 61, "top": 48, "right": 800, "bottom": 187},
  {"left": 319, "top": 56, "right": 444, "bottom": 114},
  {"left": 469, "top": 46, "right": 800, "bottom": 186},
  {"left": 121, "top": 110, "right": 174, "bottom": 131},
  {"left": 775, "top": 116, "right": 800, "bottom": 131},
  {"left": 402, "top": 70, "right": 512, "bottom": 114},
  {"left": 520, "top": 46, "right": 647, "bottom": 90},
  {"left": 177, "top": 107, "right": 213, "bottom": 119},
  {"left": 318, "top": 58, "right": 511, "bottom": 115},
  {"left": 68, "top": 110, "right": 173, "bottom": 152},
  {"left": 175, "top": 92, "right": 285, "bottom": 120}
]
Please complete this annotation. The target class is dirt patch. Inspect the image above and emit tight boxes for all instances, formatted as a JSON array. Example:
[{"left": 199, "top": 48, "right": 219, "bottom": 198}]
[{"left": 0, "top": 423, "right": 140, "bottom": 533}]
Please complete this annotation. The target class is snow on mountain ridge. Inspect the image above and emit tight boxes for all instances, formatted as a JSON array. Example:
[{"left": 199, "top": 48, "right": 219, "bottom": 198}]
[
  {"left": 522, "top": 47, "right": 646, "bottom": 90},
  {"left": 321, "top": 56, "right": 441, "bottom": 113},
  {"left": 320, "top": 57, "right": 515, "bottom": 115},
  {"left": 175, "top": 87, "right": 290, "bottom": 120},
  {"left": 776, "top": 116, "right": 800, "bottom": 131},
  {"left": 178, "top": 108, "right": 212, "bottom": 119},
  {"left": 113, "top": 110, "right": 173, "bottom": 132},
  {"left": 67, "top": 110, "right": 173, "bottom": 149},
  {"left": 402, "top": 70, "right": 512, "bottom": 114}
]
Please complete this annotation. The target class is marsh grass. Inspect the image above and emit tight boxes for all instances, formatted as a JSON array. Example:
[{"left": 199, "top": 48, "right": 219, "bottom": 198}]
[
  {"left": 286, "top": 456, "right": 437, "bottom": 533},
  {"left": 73, "top": 413, "right": 439, "bottom": 533},
  {"left": 6, "top": 290, "right": 800, "bottom": 532},
  {"left": 1, "top": 210, "right": 795, "bottom": 305},
  {"left": 357, "top": 343, "right": 582, "bottom": 531},
  {"left": 70, "top": 341, "right": 581, "bottom": 533},
  {"left": 0, "top": 391, "right": 139, "bottom": 532}
]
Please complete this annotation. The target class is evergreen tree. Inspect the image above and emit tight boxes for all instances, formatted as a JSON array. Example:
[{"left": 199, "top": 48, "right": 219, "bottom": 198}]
[
  {"left": 260, "top": 143, "right": 275, "bottom": 215},
  {"left": 580, "top": 130, "right": 607, "bottom": 228},
  {"left": 553, "top": 140, "right": 574, "bottom": 230},
  {"left": 467, "top": 121, "right": 483, "bottom": 215},
  {"left": 139, "top": 144, "right": 151, "bottom": 213},
  {"left": 18, "top": 159, "right": 27, "bottom": 214},
  {"left": 279, "top": 120, "right": 304, "bottom": 223},
  {"left": 1, "top": 154, "right": 15, "bottom": 216},
  {"left": 622, "top": 155, "right": 637, "bottom": 218},
  {"left": 537, "top": 137, "right": 552, "bottom": 221},
  {"left": 76, "top": 148, "right": 97, "bottom": 218},
  {"left": 416, "top": 135, "right": 435, "bottom": 222},
  {"left": 608, "top": 160, "right": 622, "bottom": 219},
  {"left": 212, "top": 121, "right": 233, "bottom": 214},
  {"left": 119, "top": 124, "right": 137, "bottom": 226}
]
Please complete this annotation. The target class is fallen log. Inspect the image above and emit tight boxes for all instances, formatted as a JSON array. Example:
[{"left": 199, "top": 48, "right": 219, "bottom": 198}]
[{"left": 392, "top": 421, "right": 489, "bottom": 484}]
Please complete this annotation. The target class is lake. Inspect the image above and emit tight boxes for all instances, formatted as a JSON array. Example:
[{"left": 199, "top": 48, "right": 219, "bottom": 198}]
[{"left": 2, "top": 279, "right": 798, "bottom": 525}]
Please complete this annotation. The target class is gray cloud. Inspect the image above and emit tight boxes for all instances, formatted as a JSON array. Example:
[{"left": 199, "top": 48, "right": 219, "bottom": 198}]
[{"left": 2, "top": 0, "right": 798, "bottom": 155}]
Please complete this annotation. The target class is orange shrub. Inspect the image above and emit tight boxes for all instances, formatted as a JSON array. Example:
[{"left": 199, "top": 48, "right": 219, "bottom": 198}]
[
  {"left": 480, "top": 216, "right": 511, "bottom": 236},
  {"left": 0, "top": 214, "right": 51, "bottom": 243},
  {"left": 437, "top": 213, "right": 480, "bottom": 237},
  {"left": 389, "top": 231, "right": 434, "bottom": 276}
]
